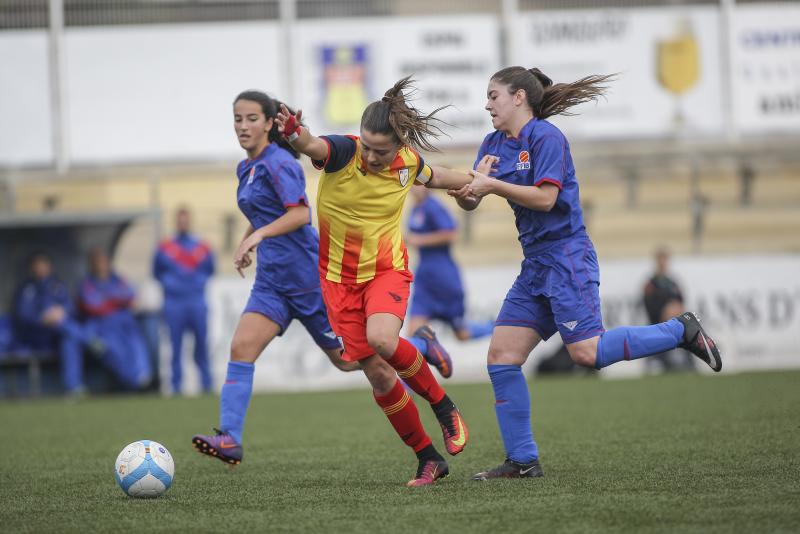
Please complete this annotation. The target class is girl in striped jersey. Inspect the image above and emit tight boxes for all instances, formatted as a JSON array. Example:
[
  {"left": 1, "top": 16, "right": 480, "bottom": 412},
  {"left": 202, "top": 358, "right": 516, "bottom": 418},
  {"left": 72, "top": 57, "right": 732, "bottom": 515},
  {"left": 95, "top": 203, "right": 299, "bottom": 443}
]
[{"left": 276, "top": 77, "right": 475, "bottom": 486}]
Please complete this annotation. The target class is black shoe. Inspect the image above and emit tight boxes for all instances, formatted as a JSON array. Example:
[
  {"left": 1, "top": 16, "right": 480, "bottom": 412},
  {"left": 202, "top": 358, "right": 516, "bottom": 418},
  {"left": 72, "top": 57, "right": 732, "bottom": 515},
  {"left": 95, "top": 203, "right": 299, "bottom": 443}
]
[
  {"left": 472, "top": 458, "right": 543, "bottom": 481},
  {"left": 675, "top": 312, "right": 722, "bottom": 372},
  {"left": 431, "top": 396, "right": 468, "bottom": 456},
  {"left": 407, "top": 457, "right": 449, "bottom": 487}
]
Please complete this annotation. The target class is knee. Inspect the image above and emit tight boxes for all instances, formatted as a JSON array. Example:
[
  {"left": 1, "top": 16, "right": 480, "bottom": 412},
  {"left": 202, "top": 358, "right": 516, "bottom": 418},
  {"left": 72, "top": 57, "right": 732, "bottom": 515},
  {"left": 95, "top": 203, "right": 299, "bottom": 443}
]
[
  {"left": 366, "top": 331, "right": 397, "bottom": 359},
  {"left": 360, "top": 358, "right": 396, "bottom": 394},
  {"left": 569, "top": 345, "right": 597, "bottom": 368},
  {"left": 487, "top": 347, "right": 525, "bottom": 366},
  {"left": 230, "top": 336, "right": 256, "bottom": 363}
]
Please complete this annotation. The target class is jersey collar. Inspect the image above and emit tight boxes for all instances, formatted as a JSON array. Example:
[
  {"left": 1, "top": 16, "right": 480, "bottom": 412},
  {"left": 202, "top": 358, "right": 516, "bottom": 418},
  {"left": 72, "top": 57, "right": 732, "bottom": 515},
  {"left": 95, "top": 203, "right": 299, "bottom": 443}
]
[
  {"left": 247, "top": 142, "right": 277, "bottom": 164},
  {"left": 506, "top": 117, "right": 538, "bottom": 140}
]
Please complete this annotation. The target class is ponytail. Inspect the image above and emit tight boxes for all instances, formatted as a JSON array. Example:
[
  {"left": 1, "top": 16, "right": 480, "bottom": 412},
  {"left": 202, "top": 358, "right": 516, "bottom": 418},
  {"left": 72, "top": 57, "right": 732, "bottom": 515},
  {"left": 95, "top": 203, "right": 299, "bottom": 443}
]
[
  {"left": 233, "top": 90, "right": 301, "bottom": 159},
  {"left": 491, "top": 67, "right": 615, "bottom": 119},
  {"left": 360, "top": 76, "right": 450, "bottom": 153}
]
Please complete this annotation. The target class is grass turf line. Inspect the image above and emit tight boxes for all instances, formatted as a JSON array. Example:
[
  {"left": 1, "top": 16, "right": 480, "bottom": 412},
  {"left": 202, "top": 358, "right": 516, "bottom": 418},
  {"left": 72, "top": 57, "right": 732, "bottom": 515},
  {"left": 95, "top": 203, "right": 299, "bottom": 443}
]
[{"left": 1, "top": 370, "right": 798, "bottom": 533}]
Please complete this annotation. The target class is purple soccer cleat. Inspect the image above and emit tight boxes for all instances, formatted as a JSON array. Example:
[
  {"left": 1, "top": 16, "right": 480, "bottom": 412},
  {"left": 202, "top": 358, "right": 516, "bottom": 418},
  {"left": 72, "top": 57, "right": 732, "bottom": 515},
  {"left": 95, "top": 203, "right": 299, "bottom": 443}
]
[
  {"left": 413, "top": 325, "right": 453, "bottom": 378},
  {"left": 192, "top": 428, "right": 243, "bottom": 465}
]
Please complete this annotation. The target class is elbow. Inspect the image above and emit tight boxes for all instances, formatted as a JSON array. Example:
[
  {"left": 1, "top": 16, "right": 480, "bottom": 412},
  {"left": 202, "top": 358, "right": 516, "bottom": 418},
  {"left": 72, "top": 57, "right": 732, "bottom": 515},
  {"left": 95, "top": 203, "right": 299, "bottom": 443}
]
[{"left": 458, "top": 199, "right": 478, "bottom": 212}]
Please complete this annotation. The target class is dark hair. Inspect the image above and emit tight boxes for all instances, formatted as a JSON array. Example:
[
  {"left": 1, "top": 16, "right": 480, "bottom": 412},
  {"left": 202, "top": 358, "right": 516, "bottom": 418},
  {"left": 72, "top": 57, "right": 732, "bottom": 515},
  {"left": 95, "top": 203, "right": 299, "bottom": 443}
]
[
  {"left": 233, "top": 90, "right": 300, "bottom": 159},
  {"left": 491, "top": 67, "right": 615, "bottom": 119},
  {"left": 360, "top": 76, "right": 449, "bottom": 153}
]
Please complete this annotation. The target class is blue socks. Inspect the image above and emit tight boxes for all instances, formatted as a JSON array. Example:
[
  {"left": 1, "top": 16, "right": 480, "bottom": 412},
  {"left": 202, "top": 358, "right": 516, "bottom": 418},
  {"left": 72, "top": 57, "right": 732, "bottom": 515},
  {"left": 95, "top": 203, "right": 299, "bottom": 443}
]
[
  {"left": 466, "top": 321, "right": 494, "bottom": 340},
  {"left": 595, "top": 318, "right": 685, "bottom": 369},
  {"left": 219, "top": 361, "right": 254, "bottom": 444},
  {"left": 488, "top": 364, "right": 538, "bottom": 463},
  {"left": 407, "top": 336, "right": 427, "bottom": 356}
]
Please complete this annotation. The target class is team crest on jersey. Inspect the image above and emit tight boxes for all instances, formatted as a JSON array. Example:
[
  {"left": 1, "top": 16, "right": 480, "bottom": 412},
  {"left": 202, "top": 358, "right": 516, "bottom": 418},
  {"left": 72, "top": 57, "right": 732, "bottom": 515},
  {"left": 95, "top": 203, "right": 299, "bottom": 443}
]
[
  {"left": 246, "top": 166, "right": 256, "bottom": 185},
  {"left": 399, "top": 168, "right": 410, "bottom": 186},
  {"left": 516, "top": 151, "right": 531, "bottom": 170}
]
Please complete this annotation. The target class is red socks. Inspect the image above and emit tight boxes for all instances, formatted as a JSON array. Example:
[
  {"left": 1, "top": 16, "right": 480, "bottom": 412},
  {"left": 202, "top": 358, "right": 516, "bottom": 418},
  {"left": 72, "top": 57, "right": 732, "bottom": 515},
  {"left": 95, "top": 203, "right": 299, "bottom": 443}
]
[
  {"left": 374, "top": 379, "right": 431, "bottom": 452},
  {"left": 387, "top": 338, "right": 445, "bottom": 404}
]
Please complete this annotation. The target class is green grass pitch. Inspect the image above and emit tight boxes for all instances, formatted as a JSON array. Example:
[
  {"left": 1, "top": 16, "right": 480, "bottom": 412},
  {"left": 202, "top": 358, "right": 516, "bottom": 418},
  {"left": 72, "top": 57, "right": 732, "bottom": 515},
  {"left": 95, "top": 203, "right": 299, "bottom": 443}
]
[{"left": 1, "top": 371, "right": 798, "bottom": 533}]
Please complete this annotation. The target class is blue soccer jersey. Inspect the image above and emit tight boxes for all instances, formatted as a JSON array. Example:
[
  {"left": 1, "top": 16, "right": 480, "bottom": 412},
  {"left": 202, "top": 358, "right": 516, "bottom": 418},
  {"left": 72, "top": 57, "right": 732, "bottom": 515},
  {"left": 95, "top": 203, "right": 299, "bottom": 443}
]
[
  {"left": 475, "top": 118, "right": 587, "bottom": 257},
  {"left": 237, "top": 143, "right": 321, "bottom": 294}
]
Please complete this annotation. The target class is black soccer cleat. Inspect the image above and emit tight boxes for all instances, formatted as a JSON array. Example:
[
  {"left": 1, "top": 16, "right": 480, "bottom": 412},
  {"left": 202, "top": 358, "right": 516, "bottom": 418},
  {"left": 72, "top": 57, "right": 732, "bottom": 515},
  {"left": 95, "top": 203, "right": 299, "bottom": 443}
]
[
  {"left": 675, "top": 312, "right": 722, "bottom": 372},
  {"left": 407, "top": 458, "right": 449, "bottom": 487},
  {"left": 472, "top": 458, "right": 543, "bottom": 481}
]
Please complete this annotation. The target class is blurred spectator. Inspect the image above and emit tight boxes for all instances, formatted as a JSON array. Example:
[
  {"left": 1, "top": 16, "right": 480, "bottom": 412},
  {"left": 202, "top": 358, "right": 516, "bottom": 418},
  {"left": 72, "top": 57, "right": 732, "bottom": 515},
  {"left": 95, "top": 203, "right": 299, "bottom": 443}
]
[
  {"left": 153, "top": 206, "right": 215, "bottom": 393},
  {"left": 642, "top": 247, "right": 695, "bottom": 371},
  {"left": 11, "top": 252, "right": 104, "bottom": 395},
  {"left": 78, "top": 248, "right": 153, "bottom": 390},
  {"left": 404, "top": 186, "right": 494, "bottom": 344}
]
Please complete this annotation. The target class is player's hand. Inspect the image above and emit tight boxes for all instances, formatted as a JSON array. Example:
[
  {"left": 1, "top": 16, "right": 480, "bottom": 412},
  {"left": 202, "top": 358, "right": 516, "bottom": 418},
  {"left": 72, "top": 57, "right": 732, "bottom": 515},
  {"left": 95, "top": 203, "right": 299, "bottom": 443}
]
[
  {"left": 275, "top": 104, "right": 303, "bottom": 139},
  {"left": 41, "top": 305, "right": 65, "bottom": 326},
  {"left": 404, "top": 232, "right": 421, "bottom": 247},
  {"left": 475, "top": 154, "right": 499, "bottom": 176},
  {"left": 447, "top": 184, "right": 478, "bottom": 203},
  {"left": 234, "top": 234, "right": 261, "bottom": 277},
  {"left": 467, "top": 169, "right": 496, "bottom": 198}
]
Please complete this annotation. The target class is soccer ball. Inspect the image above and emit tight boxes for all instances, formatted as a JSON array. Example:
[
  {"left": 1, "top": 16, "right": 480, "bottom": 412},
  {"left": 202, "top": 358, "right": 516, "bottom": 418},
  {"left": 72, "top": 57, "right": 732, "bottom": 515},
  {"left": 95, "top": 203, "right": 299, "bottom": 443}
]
[{"left": 114, "top": 440, "right": 175, "bottom": 498}]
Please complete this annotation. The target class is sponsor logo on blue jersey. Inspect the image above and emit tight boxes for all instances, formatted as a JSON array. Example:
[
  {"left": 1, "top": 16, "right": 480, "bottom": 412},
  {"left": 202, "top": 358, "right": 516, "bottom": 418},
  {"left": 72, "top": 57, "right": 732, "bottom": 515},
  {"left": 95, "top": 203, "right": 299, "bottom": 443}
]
[{"left": 516, "top": 150, "right": 531, "bottom": 170}]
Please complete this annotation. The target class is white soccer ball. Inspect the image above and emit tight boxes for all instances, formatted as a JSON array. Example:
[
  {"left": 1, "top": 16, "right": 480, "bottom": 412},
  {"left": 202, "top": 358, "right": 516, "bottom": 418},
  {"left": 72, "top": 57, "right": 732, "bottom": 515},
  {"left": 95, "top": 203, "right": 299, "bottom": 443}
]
[{"left": 114, "top": 440, "right": 175, "bottom": 498}]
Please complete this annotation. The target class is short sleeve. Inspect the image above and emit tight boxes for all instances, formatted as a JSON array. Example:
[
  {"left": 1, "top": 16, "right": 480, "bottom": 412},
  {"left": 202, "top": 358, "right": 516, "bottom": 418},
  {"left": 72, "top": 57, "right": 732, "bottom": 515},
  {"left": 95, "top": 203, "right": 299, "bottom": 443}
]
[
  {"left": 312, "top": 135, "right": 357, "bottom": 172},
  {"left": 532, "top": 134, "right": 565, "bottom": 189},
  {"left": 270, "top": 159, "right": 308, "bottom": 208},
  {"left": 408, "top": 151, "right": 432, "bottom": 185}
]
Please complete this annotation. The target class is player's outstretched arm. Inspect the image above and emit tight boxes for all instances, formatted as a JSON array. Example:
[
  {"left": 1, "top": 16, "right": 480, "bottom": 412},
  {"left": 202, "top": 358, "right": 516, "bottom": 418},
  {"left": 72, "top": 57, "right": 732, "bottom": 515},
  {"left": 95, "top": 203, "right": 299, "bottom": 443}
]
[
  {"left": 444, "top": 154, "right": 496, "bottom": 211},
  {"left": 468, "top": 169, "right": 558, "bottom": 212},
  {"left": 275, "top": 104, "right": 328, "bottom": 161},
  {"left": 426, "top": 166, "right": 472, "bottom": 190}
]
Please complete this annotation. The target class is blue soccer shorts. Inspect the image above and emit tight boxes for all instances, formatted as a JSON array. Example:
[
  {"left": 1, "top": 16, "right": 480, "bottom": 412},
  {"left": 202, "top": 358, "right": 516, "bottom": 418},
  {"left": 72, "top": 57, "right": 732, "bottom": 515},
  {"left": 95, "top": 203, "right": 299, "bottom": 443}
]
[
  {"left": 244, "top": 284, "right": 341, "bottom": 351},
  {"left": 496, "top": 238, "right": 605, "bottom": 344}
]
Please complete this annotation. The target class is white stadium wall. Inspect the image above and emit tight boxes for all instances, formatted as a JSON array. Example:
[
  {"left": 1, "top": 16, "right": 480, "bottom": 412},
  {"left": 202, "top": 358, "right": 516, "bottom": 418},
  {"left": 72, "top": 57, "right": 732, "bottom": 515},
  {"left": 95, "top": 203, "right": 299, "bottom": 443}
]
[
  {"left": 290, "top": 15, "right": 499, "bottom": 146},
  {"left": 510, "top": 6, "right": 725, "bottom": 139},
  {"left": 1, "top": 6, "right": 799, "bottom": 167},
  {"left": 731, "top": 4, "right": 800, "bottom": 134},
  {"left": 64, "top": 22, "right": 283, "bottom": 165},
  {"left": 0, "top": 30, "right": 53, "bottom": 166},
  {"left": 190, "top": 255, "right": 800, "bottom": 394}
]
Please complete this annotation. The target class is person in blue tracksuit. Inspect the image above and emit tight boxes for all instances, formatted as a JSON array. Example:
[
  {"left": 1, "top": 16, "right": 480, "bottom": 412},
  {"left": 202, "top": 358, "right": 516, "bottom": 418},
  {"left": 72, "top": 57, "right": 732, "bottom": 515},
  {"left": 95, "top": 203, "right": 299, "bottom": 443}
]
[
  {"left": 405, "top": 185, "right": 494, "bottom": 345},
  {"left": 449, "top": 66, "right": 722, "bottom": 480},
  {"left": 154, "top": 207, "right": 215, "bottom": 393},
  {"left": 78, "top": 248, "right": 152, "bottom": 390},
  {"left": 12, "top": 252, "right": 101, "bottom": 394}
]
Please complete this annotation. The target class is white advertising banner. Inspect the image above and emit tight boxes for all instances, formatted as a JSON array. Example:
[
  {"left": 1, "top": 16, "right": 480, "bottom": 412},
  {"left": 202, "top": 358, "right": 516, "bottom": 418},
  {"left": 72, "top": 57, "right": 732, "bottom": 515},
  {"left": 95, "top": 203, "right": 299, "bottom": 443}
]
[
  {"left": 291, "top": 15, "right": 499, "bottom": 146},
  {"left": 510, "top": 7, "right": 724, "bottom": 139},
  {"left": 0, "top": 30, "right": 53, "bottom": 166},
  {"left": 202, "top": 255, "right": 800, "bottom": 394},
  {"left": 731, "top": 4, "right": 800, "bottom": 133},
  {"left": 64, "top": 22, "right": 281, "bottom": 164}
]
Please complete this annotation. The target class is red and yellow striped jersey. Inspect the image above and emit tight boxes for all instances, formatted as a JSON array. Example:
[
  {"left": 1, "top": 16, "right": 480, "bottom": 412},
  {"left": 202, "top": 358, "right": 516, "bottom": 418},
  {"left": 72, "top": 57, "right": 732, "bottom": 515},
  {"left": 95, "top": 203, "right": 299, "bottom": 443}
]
[{"left": 313, "top": 135, "right": 433, "bottom": 284}]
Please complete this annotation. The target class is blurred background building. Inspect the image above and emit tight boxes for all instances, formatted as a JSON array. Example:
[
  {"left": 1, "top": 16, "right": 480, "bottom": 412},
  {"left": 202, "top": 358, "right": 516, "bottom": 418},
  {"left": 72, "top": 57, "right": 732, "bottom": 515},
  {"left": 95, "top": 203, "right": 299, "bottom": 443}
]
[{"left": 1, "top": 0, "right": 798, "bottom": 394}]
